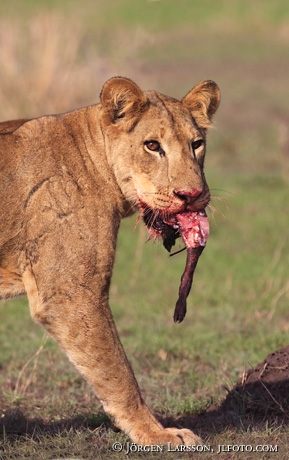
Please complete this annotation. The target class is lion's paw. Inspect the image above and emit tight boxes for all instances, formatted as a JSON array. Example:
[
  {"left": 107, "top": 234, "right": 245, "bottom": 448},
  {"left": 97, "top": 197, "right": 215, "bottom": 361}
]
[
  {"left": 131, "top": 426, "right": 202, "bottom": 447},
  {"left": 164, "top": 427, "right": 202, "bottom": 446}
]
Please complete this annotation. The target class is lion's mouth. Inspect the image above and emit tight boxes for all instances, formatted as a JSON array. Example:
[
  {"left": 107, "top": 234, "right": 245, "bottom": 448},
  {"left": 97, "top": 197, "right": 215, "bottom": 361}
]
[
  {"left": 141, "top": 208, "right": 181, "bottom": 252},
  {"left": 141, "top": 207, "right": 209, "bottom": 252},
  {"left": 141, "top": 205, "right": 210, "bottom": 323}
]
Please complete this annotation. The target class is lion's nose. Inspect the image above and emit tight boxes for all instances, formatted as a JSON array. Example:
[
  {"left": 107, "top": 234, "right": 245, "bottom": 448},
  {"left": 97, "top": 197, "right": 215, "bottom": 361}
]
[{"left": 173, "top": 188, "right": 202, "bottom": 204}]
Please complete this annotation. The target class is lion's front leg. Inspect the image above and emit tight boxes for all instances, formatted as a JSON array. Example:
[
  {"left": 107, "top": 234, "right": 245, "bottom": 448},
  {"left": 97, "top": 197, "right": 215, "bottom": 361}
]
[{"left": 21, "top": 263, "right": 201, "bottom": 446}]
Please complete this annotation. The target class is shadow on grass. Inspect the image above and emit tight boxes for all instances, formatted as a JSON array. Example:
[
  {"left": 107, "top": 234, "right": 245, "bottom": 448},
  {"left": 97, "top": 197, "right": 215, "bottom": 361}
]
[
  {"left": 1, "top": 381, "right": 288, "bottom": 445},
  {"left": 0, "top": 409, "right": 112, "bottom": 442},
  {"left": 1, "top": 346, "right": 289, "bottom": 444}
]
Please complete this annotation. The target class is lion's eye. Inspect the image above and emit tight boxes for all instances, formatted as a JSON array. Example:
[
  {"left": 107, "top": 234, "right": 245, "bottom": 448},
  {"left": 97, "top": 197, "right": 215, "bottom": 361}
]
[
  {"left": 144, "top": 140, "right": 165, "bottom": 157},
  {"left": 192, "top": 139, "right": 204, "bottom": 151},
  {"left": 145, "top": 140, "right": 161, "bottom": 152}
]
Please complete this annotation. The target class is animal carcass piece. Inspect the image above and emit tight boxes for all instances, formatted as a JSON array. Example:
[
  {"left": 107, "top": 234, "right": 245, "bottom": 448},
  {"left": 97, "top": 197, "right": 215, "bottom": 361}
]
[
  {"left": 172, "top": 210, "right": 209, "bottom": 322},
  {"left": 142, "top": 209, "right": 209, "bottom": 322}
]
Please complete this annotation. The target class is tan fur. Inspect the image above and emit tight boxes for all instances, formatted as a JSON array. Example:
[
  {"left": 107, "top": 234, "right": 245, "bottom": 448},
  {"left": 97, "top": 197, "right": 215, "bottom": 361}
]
[{"left": 0, "top": 77, "right": 220, "bottom": 445}]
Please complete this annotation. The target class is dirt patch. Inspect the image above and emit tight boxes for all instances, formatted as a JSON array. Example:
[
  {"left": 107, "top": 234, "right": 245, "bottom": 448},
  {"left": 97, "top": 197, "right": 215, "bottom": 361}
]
[
  {"left": 223, "top": 345, "right": 289, "bottom": 416},
  {"left": 183, "top": 346, "right": 289, "bottom": 439}
]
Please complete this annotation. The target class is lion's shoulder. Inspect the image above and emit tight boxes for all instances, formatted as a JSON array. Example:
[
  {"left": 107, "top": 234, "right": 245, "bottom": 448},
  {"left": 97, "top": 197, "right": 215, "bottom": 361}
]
[{"left": 0, "top": 119, "right": 30, "bottom": 135}]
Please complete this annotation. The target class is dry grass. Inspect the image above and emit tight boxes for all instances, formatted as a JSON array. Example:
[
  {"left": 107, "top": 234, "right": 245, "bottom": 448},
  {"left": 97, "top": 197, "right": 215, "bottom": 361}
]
[
  {"left": 0, "top": 13, "right": 108, "bottom": 120},
  {"left": 0, "top": 12, "right": 157, "bottom": 121}
]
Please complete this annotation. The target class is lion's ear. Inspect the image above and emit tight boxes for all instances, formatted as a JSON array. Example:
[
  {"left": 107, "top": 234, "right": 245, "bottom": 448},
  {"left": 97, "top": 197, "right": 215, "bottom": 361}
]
[
  {"left": 100, "top": 77, "right": 148, "bottom": 128},
  {"left": 182, "top": 80, "right": 220, "bottom": 128}
]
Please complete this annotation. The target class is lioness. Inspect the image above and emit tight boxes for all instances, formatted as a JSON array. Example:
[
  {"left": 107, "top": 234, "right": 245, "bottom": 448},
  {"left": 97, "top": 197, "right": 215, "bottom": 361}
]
[{"left": 0, "top": 77, "right": 220, "bottom": 446}]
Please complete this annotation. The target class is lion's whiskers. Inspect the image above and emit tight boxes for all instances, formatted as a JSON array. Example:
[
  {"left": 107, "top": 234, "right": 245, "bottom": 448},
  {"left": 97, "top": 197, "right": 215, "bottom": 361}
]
[{"left": 207, "top": 192, "right": 230, "bottom": 222}]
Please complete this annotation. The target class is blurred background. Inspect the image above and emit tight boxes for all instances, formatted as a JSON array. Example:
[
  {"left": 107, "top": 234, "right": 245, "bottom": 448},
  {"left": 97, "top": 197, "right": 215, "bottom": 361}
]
[{"left": 0, "top": 0, "right": 289, "bottom": 447}]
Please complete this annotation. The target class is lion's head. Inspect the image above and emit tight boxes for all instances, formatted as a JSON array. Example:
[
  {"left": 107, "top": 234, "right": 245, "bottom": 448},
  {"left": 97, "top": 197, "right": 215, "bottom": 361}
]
[{"left": 100, "top": 77, "right": 220, "bottom": 250}]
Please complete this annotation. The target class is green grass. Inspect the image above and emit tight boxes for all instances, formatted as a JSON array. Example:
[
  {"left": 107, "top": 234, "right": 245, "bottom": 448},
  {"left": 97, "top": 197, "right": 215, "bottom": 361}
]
[
  {"left": 1, "top": 0, "right": 289, "bottom": 458},
  {"left": 2, "top": 0, "right": 289, "bottom": 27}
]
